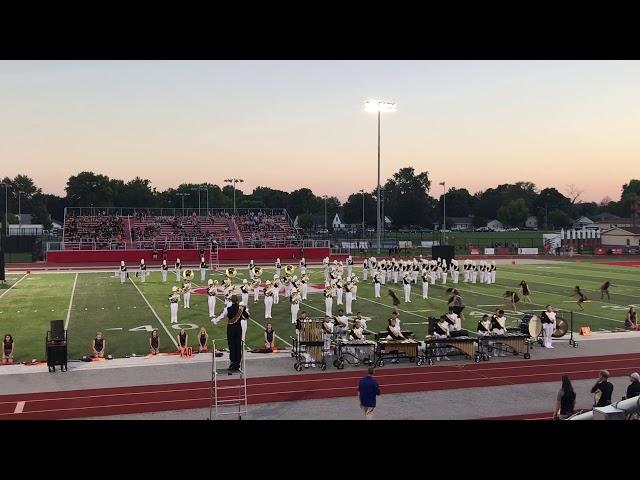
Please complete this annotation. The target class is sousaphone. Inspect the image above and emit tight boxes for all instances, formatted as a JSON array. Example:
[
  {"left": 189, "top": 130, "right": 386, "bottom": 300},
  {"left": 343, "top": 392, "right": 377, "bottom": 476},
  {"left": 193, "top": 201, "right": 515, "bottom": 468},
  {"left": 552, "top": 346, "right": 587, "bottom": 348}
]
[
  {"left": 182, "top": 269, "right": 194, "bottom": 280},
  {"left": 225, "top": 267, "right": 237, "bottom": 278},
  {"left": 253, "top": 266, "right": 263, "bottom": 278},
  {"left": 284, "top": 264, "right": 295, "bottom": 275}
]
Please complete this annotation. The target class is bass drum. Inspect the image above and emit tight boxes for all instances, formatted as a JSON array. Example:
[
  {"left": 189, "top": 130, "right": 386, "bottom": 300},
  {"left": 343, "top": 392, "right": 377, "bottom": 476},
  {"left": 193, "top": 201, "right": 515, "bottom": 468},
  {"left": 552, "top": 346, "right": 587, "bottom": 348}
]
[
  {"left": 528, "top": 315, "right": 542, "bottom": 338},
  {"left": 553, "top": 319, "right": 568, "bottom": 338}
]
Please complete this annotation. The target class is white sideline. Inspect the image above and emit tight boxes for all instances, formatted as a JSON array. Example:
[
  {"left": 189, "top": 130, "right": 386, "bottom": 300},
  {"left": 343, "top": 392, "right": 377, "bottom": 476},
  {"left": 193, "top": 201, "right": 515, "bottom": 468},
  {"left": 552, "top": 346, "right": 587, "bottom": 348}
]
[
  {"left": 129, "top": 278, "right": 178, "bottom": 348},
  {"left": 64, "top": 273, "right": 78, "bottom": 330},
  {"left": 0, "top": 274, "right": 27, "bottom": 299}
]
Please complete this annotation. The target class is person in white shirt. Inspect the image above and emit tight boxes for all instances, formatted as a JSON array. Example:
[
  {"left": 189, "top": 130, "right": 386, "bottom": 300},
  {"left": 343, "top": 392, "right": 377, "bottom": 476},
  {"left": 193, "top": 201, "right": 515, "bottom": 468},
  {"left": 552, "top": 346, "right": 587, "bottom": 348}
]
[
  {"left": 263, "top": 280, "right": 274, "bottom": 319},
  {"left": 362, "top": 258, "right": 369, "bottom": 281},
  {"left": 336, "top": 278, "right": 344, "bottom": 305},
  {"left": 354, "top": 311, "right": 367, "bottom": 331},
  {"left": 300, "top": 274, "right": 309, "bottom": 300},
  {"left": 421, "top": 269, "right": 429, "bottom": 299},
  {"left": 445, "top": 307, "right": 461, "bottom": 332},
  {"left": 299, "top": 257, "right": 306, "bottom": 275},
  {"left": 490, "top": 309, "right": 507, "bottom": 357},
  {"left": 275, "top": 258, "right": 282, "bottom": 277},
  {"left": 541, "top": 304, "right": 557, "bottom": 348},
  {"left": 433, "top": 316, "right": 451, "bottom": 361},
  {"left": 402, "top": 272, "right": 412, "bottom": 303},
  {"left": 471, "top": 261, "right": 478, "bottom": 283},
  {"left": 182, "top": 279, "right": 192, "bottom": 309},
  {"left": 199, "top": 256, "right": 207, "bottom": 282},
  {"left": 322, "top": 315, "right": 334, "bottom": 355},
  {"left": 335, "top": 309, "right": 349, "bottom": 336},
  {"left": 206, "top": 279, "right": 218, "bottom": 317},
  {"left": 324, "top": 284, "right": 334, "bottom": 316},
  {"left": 175, "top": 258, "right": 182, "bottom": 282},
  {"left": 346, "top": 255, "right": 353, "bottom": 278},
  {"left": 373, "top": 272, "right": 381, "bottom": 298},
  {"left": 139, "top": 258, "right": 147, "bottom": 282},
  {"left": 490, "top": 261, "right": 497, "bottom": 284},
  {"left": 169, "top": 286, "right": 180, "bottom": 324},
  {"left": 451, "top": 259, "right": 460, "bottom": 284},
  {"left": 290, "top": 288, "right": 301, "bottom": 324},
  {"left": 240, "top": 279, "right": 250, "bottom": 307},
  {"left": 161, "top": 259, "right": 168, "bottom": 282},
  {"left": 344, "top": 280, "right": 354, "bottom": 315},
  {"left": 272, "top": 274, "right": 281, "bottom": 305},
  {"left": 120, "top": 260, "right": 127, "bottom": 283}
]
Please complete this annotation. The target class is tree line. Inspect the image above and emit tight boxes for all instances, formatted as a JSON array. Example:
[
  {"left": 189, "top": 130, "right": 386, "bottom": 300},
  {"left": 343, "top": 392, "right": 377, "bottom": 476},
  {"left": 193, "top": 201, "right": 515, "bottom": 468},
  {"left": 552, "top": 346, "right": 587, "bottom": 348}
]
[{"left": 1, "top": 170, "right": 638, "bottom": 231}]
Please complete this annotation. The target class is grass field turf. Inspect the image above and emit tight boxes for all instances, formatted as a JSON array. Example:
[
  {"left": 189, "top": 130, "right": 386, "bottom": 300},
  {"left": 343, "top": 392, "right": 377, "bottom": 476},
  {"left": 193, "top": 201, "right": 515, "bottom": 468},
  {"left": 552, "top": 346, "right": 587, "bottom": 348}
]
[{"left": 0, "top": 261, "right": 638, "bottom": 363}]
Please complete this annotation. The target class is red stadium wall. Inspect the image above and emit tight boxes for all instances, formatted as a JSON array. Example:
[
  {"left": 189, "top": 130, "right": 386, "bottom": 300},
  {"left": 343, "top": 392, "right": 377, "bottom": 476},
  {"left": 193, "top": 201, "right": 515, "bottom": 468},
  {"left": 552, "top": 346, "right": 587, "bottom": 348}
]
[{"left": 47, "top": 247, "right": 331, "bottom": 264}]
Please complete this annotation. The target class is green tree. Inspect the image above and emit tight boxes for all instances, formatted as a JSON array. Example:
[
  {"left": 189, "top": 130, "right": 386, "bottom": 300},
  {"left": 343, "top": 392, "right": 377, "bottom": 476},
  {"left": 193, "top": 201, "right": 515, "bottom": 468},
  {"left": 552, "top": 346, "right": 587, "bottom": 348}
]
[
  {"left": 296, "top": 213, "right": 314, "bottom": 230},
  {"left": 342, "top": 192, "right": 376, "bottom": 226},
  {"left": 65, "top": 172, "right": 114, "bottom": 207},
  {"left": 547, "top": 208, "right": 573, "bottom": 229},
  {"left": 437, "top": 187, "right": 474, "bottom": 218},
  {"left": 382, "top": 167, "right": 434, "bottom": 227},
  {"left": 497, "top": 198, "right": 529, "bottom": 227},
  {"left": 288, "top": 188, "right": 321, "bottom": 217}
]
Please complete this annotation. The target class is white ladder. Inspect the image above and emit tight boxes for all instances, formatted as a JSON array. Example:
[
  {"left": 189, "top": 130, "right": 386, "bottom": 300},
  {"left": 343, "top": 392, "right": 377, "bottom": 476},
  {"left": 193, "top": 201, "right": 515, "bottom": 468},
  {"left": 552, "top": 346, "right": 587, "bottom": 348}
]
[{"left": 208, "top": 339, "right": 248, "bottom": 420}]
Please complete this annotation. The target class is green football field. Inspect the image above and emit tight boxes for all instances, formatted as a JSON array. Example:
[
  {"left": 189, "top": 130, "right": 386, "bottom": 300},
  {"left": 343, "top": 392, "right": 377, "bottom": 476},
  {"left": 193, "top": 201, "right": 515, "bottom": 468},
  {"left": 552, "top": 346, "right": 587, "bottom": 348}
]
[{"left": 0, "top": 261, "right": 638, "bottom": 362}]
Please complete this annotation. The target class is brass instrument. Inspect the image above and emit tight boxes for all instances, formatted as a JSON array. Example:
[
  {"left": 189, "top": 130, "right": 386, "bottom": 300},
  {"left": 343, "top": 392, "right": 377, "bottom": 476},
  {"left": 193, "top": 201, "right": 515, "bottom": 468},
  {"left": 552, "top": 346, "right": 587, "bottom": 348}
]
[
  {"left": 253, "top": 266, "right": 263, "bottom": 278},
  {"left": 182, "top": 269, "right": 194, "bottom": 280},
  {"left": 225, "top": 267, "right": 237, "bottom": 278},
  {"left": 284, "top": 264, "right": 295, "bottom": 275}
]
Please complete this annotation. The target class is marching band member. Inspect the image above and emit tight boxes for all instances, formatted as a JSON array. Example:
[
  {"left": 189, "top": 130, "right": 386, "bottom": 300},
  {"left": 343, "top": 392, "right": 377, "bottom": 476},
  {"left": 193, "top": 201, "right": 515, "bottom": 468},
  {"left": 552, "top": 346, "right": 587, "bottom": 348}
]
[
  {"left": 182, "top": 278, "right": 192, "bottom": 309},
  {"left": 403, "top": 272, "right": 412, "bottom": 303},
  {"left": 436, "top": 259, "right": 444, "bottom": 284},
  {"left": 161, "top": 259, "right": 168, "bottom": 282},
  {"left": 354, "top": 311, "right": 367, "bottom": 331},
  {"left": 393, "top": 258, "right": 399, "bottom": 283},
  {"left": 490, "top": 261, "right": 497, "bottom": 284},
  {"left": 200, "top": 257, "right": 207, "bottom": 281},
  {"left": 272, "top": 274, "right": 281, "bottom": 304},
  {"left": 362, "top": 258, "right": 369, "bottom": 281},
  {"left": 345, "top": 280, "right": 354, "bottom": 314},
  {"left": 471, "top": 260, "right": 478, "bottom": 283},
  {"left": 175, "top": 258, "right": 182, "bottom": 281},
  {"left": 275, "top": 258, "right": 282, "bottom": 277},
  {"left": 477, "top": 314, "right": 492, "bottom": 336},
  {"left": 373, "top": 270, "right": 381, "bottom": 298},
  {"left": 338, "top": 260, "right": 344, "bottom": 278},
  {"left": 335, "top": 309, "right": 349, "bottom": 335},
  {"left": 441, "top": 259, "right": 448, "bottom": 284},
  {"left": 347, "top": 255, "right": 353, "bottom": 277},
  {"left": 541, "top": 304, "right": 556, "bottom": 348},
  {"left": 207, "top": 279, "right": 218, "bottom": 317},
  {"left": 169, "top": 286, "right": 180, "bottom": 323},
  {"left": 447, "top": 288, "right": 466, "bottom": 324},
  {"left": 433, "top": 316, "right": 451, "bottom": 361},
  {"left": 283, "top": 274, "right": 292, "bottom": 298},
  {"left": 369, "top": 257, "right": 376, "bottom": 280},
  {"left": 290, "top": 287, "right": 301, "bottom": 324},
  {"left": 348, "top": 319, "right": 367, "bottom": 365},
  {"left": 322, "top": 315, "right": 334, "bottom": 355},
  {"left": 248, "top": 259, "right": 255, "bottom": 279},
  {"left": 139, "top": 258, "right": 147, "bottom": 282},
  {"left": 429, "top": 260, "right": 437, "bottom": 285},
  {"left": 463, "top": 259, "right": 470, "bottom": 282},
  {"left": 445, "top": 306, "right": 461, "bottom": 331},
  {"left": 379, "top": 260, "right": 386, "bottom": 285},
  {"left": 323, "top": 257, "right": 330, "bottom": 283},
  {"left": 350, "top": 274, "right": 358, "bottom": 300},
  {"left": 421, "top": 268, "right": 430, "bottom": 299},
  {"left": 263, "top": 280, "right": 274, "bottom": 319},
  {"left": 336, "top": 277, "right": 344, "bottom": 305},
  {"left": 240, "top": 279, "right": 250, "bottom": 307},
  {"left": 451, "top": 259, "right": 460, "bottom": 284},
  {"left": 120, "top": 260, "right": 127, "bottom": 283},
  {"left": 478, "top": 261, "right": 485, "bottom": 283},
  {"left": 387, "top": 260, "right": 393, "bottom": 283},
  {"left": 412, "top": 258, "right": 420, "bottom": 284},
  {"left": 224, "top": 284, "right": 234, "bottom": 308},
  {"left": 490, "top": 309, "right": 507, "bottom": 357},
  {"left": 300, "top": 273, "right": 309, "bottom": 300},
  {"left": 299, "top": 257, "right": 306, "bottom": 275},
  {"left": 324, "top": 283, "right": 334, "bottom": 316},
  {"left": 252, "top": 278, "right": 261, "bottom": 303},
  {"left": 386, "top": 316, "right": 404, "bottom": 340}
]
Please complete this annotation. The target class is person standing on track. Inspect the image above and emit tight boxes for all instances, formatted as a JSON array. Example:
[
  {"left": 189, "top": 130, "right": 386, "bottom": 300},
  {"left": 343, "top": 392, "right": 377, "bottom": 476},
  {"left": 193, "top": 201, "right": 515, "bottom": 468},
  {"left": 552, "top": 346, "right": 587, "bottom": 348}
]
[
  {"left": 591, "top": 370, "right": 614, "bottom": 407},
  {"left": 358, "top": 367, "right": 381, "bottom": 420}
]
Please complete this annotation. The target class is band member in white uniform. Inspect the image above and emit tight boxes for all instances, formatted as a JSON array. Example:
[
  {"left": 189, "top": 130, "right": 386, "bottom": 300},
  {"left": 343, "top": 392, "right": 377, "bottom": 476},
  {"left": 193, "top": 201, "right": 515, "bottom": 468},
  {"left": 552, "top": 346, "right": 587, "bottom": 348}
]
[
  {"left": 490, "top": 309, "right": 507, "bottom": 356},
  {"left": 335, "top": 309, "right": 349, "bottom": 336},
  {"left": 199, "top": 257, "right": 207, "bottom": 281},
  {"left": 299, "top": 257, "right": 306, "bottom": 275},
  {"left": 541, "top": 304, "right": 557, "bottom": 348},
  {"left": 451, "top": 259, "right": 459, "bottom": 283},
  {"left": 362, "top": 258, "right": 368, "bottom": 281},
  {"left": 441, "top": 259, "right": 447, "bottom": 285},
  {"left": 445, "top": 306, "right": 461, "bottom": 332},
  {"left": 336, "top": 277, "right": 344, "bottom": 305},
  {"left": 403, "top": 272, "right": 412, "bottom": 302},
  {"left": 169, "top": 286, "right": 180, "bottom": 323},
  {"left": 411, "top": 259, "right": 419, "bottom": 284},
  {"left": 252, "top": 278, "right": 261, "bottom": 303},
  {"left": 429, "top": 260, "right": 437, "bottom": 285},
  {"left": 175, "top": 258, "right": 182, "bottom": 282},
  {"left": 290, "top": 288, "right": 301, "bottom": 324},
  {"left": 284, "top": 275, "right": 292, "bottom": 298},
  {"left": 206, "top": 279, "right": 218, "bottom": 317},
  {"left": 471, "top": 261, "right": 478, "bottom": 283},
  {"left": 139, "top": 259, "right": 147, "bottom": 282},
  {"left": 344, "top": 280, "right": 354, "bottom": 314},
  {"left": 421, "top": 268, "right": 429, "bottom": 299},
  {"left": 182, "top": 279, "right": 192, "bottom": 309},
  {"left": 275, "top": 258, "right": 282, "bottom": 277},
  {"left": 373, "top": 271, "right": 381, "bottom": 298},
  {"left": 379, "top": 260, "right": 386, "bottom": 285},
  {"left": 272, "top": 274, "right": 281, "bottom": 304},
  {"left": 463, "top": 260, "right": 470, "bottom": 282},
  {"left": 433, "top": 316, "right": 451, "bottom": 361},
  {"left": 263, "top": 280, "right": 274, "bottom": 319},
  {"left": 161, "top": 259, "right": 168, "bottom": 282},
  {"left": 248, "top": 259, "right": 255, "bottom": 279},
  {"left": 392, "top": 259, "right": 399, "bottom": 283},
  {"left": 120, "top": 260, "right": 127, "bottom": 283},
  {"left": 350, "top": 274, "right": 358, "bottom": 300},
  {"left": 346, "top": 255, "right": 353, "bottom": 277},
  {"left": 324, "top": 284, "right": 334, "bottom": 316},
  {"left": 240, "top": 279, "right": 250, "bottom": 307},
  {"left": 322, "top": 316, "right": 334, "bottom": 355},
  {"left": 490, "top": 261, "right": 497, "bottom": 284},
  {"left": 477, "top": 314, "right": 492, "bottom": 336},
  {"left": 323, "top": 257, "right": 330, "bottom": 283}
]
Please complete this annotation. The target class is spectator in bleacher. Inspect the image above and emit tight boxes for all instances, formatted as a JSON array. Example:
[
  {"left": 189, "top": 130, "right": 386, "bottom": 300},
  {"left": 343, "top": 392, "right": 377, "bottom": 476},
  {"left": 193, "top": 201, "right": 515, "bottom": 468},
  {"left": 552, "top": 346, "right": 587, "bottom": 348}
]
[
  {"left": 591, "top": 370, "right": 614, "bottom": 407},
  {"left": 2, "top": 334, "right": 15, "bottom": 363}
]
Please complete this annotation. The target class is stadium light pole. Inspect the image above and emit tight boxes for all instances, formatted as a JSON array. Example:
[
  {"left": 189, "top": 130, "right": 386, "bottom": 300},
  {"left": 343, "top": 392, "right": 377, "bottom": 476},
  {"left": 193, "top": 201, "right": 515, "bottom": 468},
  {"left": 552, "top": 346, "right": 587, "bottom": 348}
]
[
  {"left": 359, "top": 189, "right": 365, "bottom": 235},
  {"left": 17, "top": 191, "right": 21, "bottom": 226},
  {"left": 1, "top": 183, "right": 9, "bottom": 236},
  {"left": 365, "top": 99, "right": 396, "bottom": 254},
  {"left": 323, "top": 195, "right": 328, "bottom": 230},
  {"left": 191, "top": 187, "right": 201, "bottom": 213},
  {"left": 224, "top": 178, "right": 244, "bottom": 213},
  {"left": 440, "top": 181, "right": 446, "bottom": 231},
  {"left": 176, "top": 193, "right": 190, "bottom": 215}
]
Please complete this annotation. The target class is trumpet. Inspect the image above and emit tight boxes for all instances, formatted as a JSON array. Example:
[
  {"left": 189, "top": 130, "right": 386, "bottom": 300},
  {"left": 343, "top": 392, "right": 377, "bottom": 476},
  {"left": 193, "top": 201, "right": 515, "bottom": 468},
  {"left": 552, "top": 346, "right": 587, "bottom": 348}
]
[
  {"left": 182, "top": 269, "right": 194, "bottom": 280},
  {"left": 225, "top": 267, "right": 237, "bottom": 278},
  {"left": 284, "top": 264, "right": 295, "bottom": 275},
  {"left": 253, "top": 266, "right": 263, "bottom": 277}
]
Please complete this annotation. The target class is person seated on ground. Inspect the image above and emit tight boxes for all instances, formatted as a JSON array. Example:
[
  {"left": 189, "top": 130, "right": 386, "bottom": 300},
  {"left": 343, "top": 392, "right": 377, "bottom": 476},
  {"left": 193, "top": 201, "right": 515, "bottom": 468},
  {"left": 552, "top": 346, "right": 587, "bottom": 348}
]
[
  {"left": 149, "top": 330, "right": 160, "bottom": 355},
  {"left": 624, "top": 372, "right": 640, "bottom": 400},
  {"left": 625, "top": 307, "right": 638, "bottom": 330},
  {"left": 264, "top": 323, "right": 276, "bottom": 350},
  {"left": 92, "top": 332, "right": 106, "bottom": 358},
  {"left": 197, "top": 327, "right": 209, "bottom": 353},
  {"left": 176, "top": 328, "right": 188, "bottom": 354},
  {"left": 2, "top": 334, "right": 14, "bottom": 364}
]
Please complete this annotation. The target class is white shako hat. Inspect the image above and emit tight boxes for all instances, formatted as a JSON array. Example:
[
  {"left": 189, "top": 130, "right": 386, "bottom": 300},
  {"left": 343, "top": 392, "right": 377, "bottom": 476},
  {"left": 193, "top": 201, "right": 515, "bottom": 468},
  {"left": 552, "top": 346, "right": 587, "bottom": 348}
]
[
  {"left": 243, "top": 279, "right": 248, "bottom": 284},
  {"left": 208, "top": 279, "right": 213, "bottom": 285},
  {"left": 172, "top": 286, "right": 178, "bottom": 292}
]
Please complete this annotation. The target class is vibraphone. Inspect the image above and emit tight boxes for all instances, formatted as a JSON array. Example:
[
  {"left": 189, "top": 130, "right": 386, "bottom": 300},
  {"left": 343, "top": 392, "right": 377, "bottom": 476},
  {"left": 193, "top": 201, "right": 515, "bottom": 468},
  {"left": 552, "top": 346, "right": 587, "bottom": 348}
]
[
  {"left": 334, "top": 338, "right": 376, "bottom": 369},
  {"left": 477, "top": 332, "right": 531, "bottom": 360},
  {"left": 421, "top": 335, "right": 479, "bottom": 365},
  {"left": 292, "top": 318, "right": 327, "bottom": 371},
  {"left": 374, "top": 331, "right": 419, "bottom": 366}
]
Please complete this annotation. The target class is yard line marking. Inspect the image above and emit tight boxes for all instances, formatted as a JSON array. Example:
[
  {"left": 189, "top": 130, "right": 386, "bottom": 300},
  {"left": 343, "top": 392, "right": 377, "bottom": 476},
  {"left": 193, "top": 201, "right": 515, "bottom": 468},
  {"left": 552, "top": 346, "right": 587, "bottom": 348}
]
[
  {"left": 64, "top": 273, "right": 79, "bottom": 330},
  {"left": 105, "top": 328, "right": 123, "bottom": 331},
  {"left": 14, "top": 401, "right": 25, "bottom": 414},
  {"left": 0, "top": 274, "right": 27, "bottom": 300},
  {"left": 129, "top": 278, "right": 178, "bottom": 348}
]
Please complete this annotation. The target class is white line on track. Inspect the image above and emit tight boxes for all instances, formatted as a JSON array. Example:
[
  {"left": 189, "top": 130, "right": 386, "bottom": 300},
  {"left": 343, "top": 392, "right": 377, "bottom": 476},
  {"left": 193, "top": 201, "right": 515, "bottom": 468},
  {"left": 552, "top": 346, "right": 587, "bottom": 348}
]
[
  {"left": 64, "top": 273, "right": 79, "bottom": 330},
  {"left": 129, "top": 278, "right": 178, "bottom": 348},
  {"left": 13, "top": 401, "right": 25, "bottom": 414},
  {"left": 0, "top": 274, "right": 27, "bottom": 300}
]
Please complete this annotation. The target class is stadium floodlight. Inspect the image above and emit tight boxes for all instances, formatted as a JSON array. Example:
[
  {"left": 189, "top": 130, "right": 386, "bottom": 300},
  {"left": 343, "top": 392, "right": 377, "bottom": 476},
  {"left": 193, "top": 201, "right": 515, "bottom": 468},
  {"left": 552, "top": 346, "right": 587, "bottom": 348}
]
[
  {"left": 365, "top": 99, "right": 397, "bottom": 254},
  {"left": 224, "top": 178, "right": 244, "bottom": 213},
  {"left": 176, "top": 193, "right": 190, "bottom": 214},
  {"left": 0, "top": 183, "right": 9, "bottom": 236},
  {"left": 439, "top": 181, "right": 446, "bottom": 231}
]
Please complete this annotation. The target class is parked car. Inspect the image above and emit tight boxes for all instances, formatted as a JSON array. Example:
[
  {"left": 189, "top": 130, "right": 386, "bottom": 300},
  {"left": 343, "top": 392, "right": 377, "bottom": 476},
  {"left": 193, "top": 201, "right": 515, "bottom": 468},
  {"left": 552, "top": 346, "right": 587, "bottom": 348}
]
[
  {"left": 317, "top": 229, "right": 329, "bottom": 234},
  {"left": 366, "top": 227, "right": 375, "bottom": 233},
  {"left": 474, "top": 227, "right": 491, "bottom": 232},
  {"left": 507, "top": 227, "right": 520, "bottom": 231}
]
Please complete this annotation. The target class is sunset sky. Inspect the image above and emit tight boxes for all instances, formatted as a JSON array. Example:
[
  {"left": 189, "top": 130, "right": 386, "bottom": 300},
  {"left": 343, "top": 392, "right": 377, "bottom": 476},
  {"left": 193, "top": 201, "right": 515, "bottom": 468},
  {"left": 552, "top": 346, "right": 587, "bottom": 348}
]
[{"left": 1, "top": 60, "right": 639, "bottom": 202}]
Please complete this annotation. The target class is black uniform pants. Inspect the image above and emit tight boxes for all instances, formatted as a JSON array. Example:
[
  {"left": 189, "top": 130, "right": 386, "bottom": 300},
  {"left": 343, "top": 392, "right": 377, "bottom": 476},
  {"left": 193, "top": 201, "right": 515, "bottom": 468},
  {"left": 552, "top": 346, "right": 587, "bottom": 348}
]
[{"left": 227, "top": 321, "right": 242, "bottom": 370}]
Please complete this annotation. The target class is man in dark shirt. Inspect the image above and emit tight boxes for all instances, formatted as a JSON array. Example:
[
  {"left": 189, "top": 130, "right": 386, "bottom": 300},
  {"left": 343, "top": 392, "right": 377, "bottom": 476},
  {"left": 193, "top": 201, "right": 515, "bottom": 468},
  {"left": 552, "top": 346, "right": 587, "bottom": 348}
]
[
  {"left": 213, "top": 295, "right": 249, "bottom": 374},
  {"left": 591, "top": 370, "right": 614, "bottom": 407},
  {"left": 625, "top": 372, "right": 640, "bottom": 399},
  {"left": 358, "top": 367, "right": 381, "bottom": 420}
]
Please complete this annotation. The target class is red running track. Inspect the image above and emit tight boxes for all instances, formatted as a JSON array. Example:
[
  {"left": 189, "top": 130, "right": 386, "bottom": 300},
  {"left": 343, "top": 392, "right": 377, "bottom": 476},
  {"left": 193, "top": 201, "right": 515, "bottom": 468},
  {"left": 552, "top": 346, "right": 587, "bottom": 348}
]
[{"left": 1, "top": 352, "right": 639, "bottom": 420}]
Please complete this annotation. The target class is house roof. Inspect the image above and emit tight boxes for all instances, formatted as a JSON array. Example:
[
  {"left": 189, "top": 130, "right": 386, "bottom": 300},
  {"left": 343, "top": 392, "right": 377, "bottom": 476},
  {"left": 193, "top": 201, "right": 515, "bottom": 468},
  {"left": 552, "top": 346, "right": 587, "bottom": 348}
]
[
  {"left": 574, "top": 216, "right": 593, "bottom": 224},
  {"left": 601, "top": 227, "right": 640, "bottom": 235},
  {"left": 592, "top": 213, "right": 621, "bottom": 221},
  {"left": 449, "top": 217, "right": 473, "bottom": 224}
]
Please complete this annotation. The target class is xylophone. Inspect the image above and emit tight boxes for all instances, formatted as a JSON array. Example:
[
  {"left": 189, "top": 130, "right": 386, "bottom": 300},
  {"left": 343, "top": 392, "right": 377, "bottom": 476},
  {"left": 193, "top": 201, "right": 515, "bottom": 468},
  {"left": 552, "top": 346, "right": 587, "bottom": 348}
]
[
  {"left": 422, "top": 335, "right": 479, "bottom": 365},
  {"left": 375, "top": 332, "right": 420, "bottom": 366},
  {"left": 334, "top": 338, "right": 376, "bottom": 369},
  {"left": 477, "top": 332, "right": 531, "bottom": 360}
]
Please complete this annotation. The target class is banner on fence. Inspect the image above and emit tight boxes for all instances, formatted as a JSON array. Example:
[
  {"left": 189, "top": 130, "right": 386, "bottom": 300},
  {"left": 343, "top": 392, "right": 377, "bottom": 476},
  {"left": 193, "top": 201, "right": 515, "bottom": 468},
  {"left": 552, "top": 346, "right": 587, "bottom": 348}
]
[
  {"left": 594, "top": 247, "right": 607, "bottom": 255},
  {"left": 398, "top": 241, "right": 413, "bottom": 248},
  {"left": 517, "top": 248, "right": 539, "bottom": 255},
  {"left": 611, "top": 247, "right": 624, "bottom": 255},
  {"left": 469, "top": 247, "right": 480, "bottom": 255},
  {"left": 420, "top": 241, "right": 439, "bottom": 248},
  {"left": 484, "top": 248, "right": 495, "bottom": 255}
]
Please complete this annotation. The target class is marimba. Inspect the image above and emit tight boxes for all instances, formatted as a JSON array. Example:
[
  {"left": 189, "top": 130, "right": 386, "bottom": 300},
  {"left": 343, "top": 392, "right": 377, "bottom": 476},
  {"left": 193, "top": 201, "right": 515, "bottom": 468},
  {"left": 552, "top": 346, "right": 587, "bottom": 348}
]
[
  {"left": 422, "top": 335, "right": 479, "bottom": 365},
  {"left": 334, "top": 338, "right": 376, "bottom": 369},
  {"left": 374, "top": 332, "right": 420, "bottom": 366},
  {"left": 477, "top": 332, "right": 531, "bottom": 360}
]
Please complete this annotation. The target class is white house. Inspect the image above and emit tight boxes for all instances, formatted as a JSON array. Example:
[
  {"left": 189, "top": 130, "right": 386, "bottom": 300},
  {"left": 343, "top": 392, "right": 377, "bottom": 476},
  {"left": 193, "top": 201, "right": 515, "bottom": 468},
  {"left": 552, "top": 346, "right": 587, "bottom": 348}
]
[
  {"left": 600, "top": 227, "right": 640, "bottom": 247},
  {"left": 332, "top": 213, "right": 346, "bottom": 230},
  {"left": 487, "top": 219, "right": 504, "bottom": 230},
  {"left": 591, "top": 213, "right": 633, "bottom": 230},
  {"left": 525, "top": 216, "right": 538, "bottom": 229},
  {"left": 449, "top": 217, "right": 474, "bottom": 230},
  {"left": 572, "top": 216, "right": 594, "bottom": 229}
]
